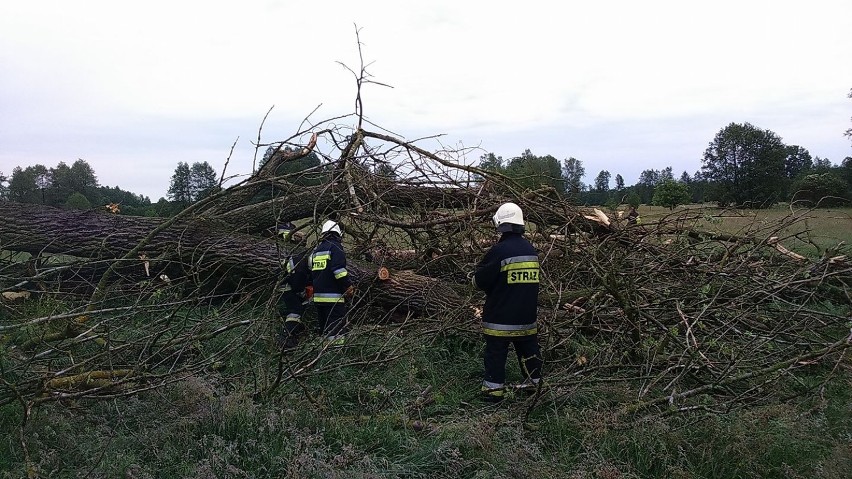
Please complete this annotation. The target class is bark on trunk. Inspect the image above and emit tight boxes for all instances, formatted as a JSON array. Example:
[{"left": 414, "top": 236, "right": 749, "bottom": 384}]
[{"left": 0, "top": 202, "right": 470, "bottom": 319}]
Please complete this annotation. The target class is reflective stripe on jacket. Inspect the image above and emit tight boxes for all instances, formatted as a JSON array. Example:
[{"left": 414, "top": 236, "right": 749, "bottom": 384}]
[
  {"left": 313, "top": 292, "right": 345, "bottom": 303},
  {"left": 481, "top": 322, "right": 538, "bottom": 337},
  {"left": 283, "top": 250, "right": 311, "bottom": 292}
]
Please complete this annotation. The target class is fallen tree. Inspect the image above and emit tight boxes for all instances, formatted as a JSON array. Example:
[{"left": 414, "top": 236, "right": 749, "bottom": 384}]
[
  {"left": 1, "top": 56, "right": 850, "bottom": 427},
  {"left": 0, "top": 201, "right": 468, "bottom": 317}
]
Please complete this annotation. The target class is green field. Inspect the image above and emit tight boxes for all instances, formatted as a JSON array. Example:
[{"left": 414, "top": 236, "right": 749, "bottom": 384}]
[
  {"left": 632, "top": 205, "right": 852, "bottom": 258},
  {"left": 2, "top": 326, "right": 849, "bottom": 478}
]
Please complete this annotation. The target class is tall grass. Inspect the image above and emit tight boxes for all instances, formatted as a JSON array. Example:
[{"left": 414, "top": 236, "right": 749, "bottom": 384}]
[{"left": 2, "top": 320, "right": 850, "bottom": 478}]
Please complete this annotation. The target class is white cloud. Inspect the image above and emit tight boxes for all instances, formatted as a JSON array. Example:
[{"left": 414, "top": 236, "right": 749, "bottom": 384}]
[{"left": 1, "top": 0, "right": 850, "bottom": 199}]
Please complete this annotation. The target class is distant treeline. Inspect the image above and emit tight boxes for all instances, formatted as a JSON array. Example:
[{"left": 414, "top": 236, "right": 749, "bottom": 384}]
[
  {"left": 2, "top": 122, "right": 850, "bottom": 216},
  {"left": 0, "top": 157, "right": 227, "bottom": 216},
  {"left": 0, "top": 146, "right": 329, "bottom": 217},
  {"left": 478, "top": 122, "right": 852, "bottom": 209},
  {"left": 0, "top": 159, "right": 163, "bottom": 216}
]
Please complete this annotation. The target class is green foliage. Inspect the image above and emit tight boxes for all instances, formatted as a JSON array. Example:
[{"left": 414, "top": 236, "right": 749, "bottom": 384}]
[
  {"left": 702, "top": 122, "right": 787, "bottom": 207},
  {"left": 96, "top": 185, "right": 152, "bottom": 215},
  {"left": 593, "top": 170, "right": 610, "bottom": 192},
  {"left": 812, "top": 156, "right": 834, "bottom": 171},
  {"left": 190, "top": 161, "right": 219, "bottom": 200},
  {"left": 791, "top": 172, "right": 850, "bottom": 207},
  {"left": 63, "top": 192, "right": 91, "bottom": 210},
  {"left": 561, "top": 157, "right": 585, "bottom": 202},
  {"left": 652, "top": 179, "right": 691, "bottom": 210},
  {"left": 168, "top": 161, "right": 219, "bottom": 205},
  {"left": 474, "top": 152, "right": 505, "bottom": 187},
  {"left": 842, "top": 157, "right": 852, "bottom": 183},
  {"left": 279, "top": 152, "right": 325, "bottom": 186},
  {"left": 477, "top": 152, "right": 504, "bottom": 172},
  {"left": 688, "top": 169, "right": 709, "bottom": 203},
  {"left": 167, "top": 161, "right": 192, "bottom": 204},
  {"left": 505, "top": 149, "right": 565, "bottom": 194},
  {"left": 785, "top": 145, "right": 813, "bottom": 180},
  {"left": 8, "top": 164, "right": 49, "bottom": 204},
  {"left": 475, "top": 149, "right": 568, "bottom": 196},
  {"left": 150, "top": 197, "right": 176, "bottom": 217},
  {"left": 5, "top": 159, "right": 155, "bottom": 214},
  {"left": 634, "top": 168, "right": 661, "bottom": 204},
  {"left": 49, "top": 159, "right": 99, "bottom": 205},
  {"left": 589, "top": 170, "right": 611, "bottom": 205},
  {"left": 604, "top": 197, "right": 621, "bottom": 210},
  {"left": 242, "top": 147, "right": 328, "bottom": 208},
  {"left": 626, "top": 191, "right": 641, "bottom": 208},
  {"left": 614, "top": 173, "right": 625, "bottom": 192}
]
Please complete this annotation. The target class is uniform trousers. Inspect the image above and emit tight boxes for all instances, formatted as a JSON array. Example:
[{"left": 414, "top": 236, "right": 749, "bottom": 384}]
[
  {"left": 314, "top": 302, "right": 348, "bottom": 337},
  {"left": 483, "top": 334, "right": 542, "bottom": 386},
  {"left": 277, "top": 290, "right": 306, "bottom": 338}
]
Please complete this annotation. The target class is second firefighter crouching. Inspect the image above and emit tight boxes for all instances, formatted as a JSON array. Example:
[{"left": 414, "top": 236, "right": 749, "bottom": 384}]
[
  {"left": 277, "top": 249, "right": 312, "bottom": 349},
  {"left": 276, "top": 222, "right": 313, "bottom": 349},
  {"left": 472, "top": 202, "right": 544, "bottom": 402}
]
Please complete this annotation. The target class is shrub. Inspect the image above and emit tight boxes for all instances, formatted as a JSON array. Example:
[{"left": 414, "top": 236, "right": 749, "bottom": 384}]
[
  {"left": 791, "top": 173, "right": 850, "bottom": 207},
  {"left": 64, "top": 192, "right": 91, "bottom": 210}
]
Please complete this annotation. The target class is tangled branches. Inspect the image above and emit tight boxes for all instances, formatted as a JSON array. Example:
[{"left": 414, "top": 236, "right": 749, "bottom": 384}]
[{"left": 1, "top": 99, "right": 850, "bottom": 428}]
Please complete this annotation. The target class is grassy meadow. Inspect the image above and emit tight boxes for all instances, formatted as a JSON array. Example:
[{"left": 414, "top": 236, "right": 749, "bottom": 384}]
[
  {"left": 2, "top": 320, "right": 849, "bottom": 478},
  {"left": 633, "top": 205, "right": 852, "bottom": 258}
]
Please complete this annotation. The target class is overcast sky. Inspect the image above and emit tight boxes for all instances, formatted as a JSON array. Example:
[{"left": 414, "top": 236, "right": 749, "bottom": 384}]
[{"left": 2, "top": 0, "right": 851, "bottom": 201}]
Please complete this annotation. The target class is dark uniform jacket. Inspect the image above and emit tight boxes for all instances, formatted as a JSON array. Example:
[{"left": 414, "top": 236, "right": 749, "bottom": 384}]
[
  {"left": 282, "top": 250, "right": 311, "bottom": 293},
  {"left": 473, "top": 232, "right": 540, "bottom": 336},
  {"left": 309, "top": 234, "right": 352, "bottom": 303}
]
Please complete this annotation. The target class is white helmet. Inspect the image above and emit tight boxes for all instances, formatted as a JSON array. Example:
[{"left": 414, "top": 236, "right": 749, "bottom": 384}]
[
  {"left": 492, "top": 202, "right": 524, "bottom": 228},
  {"left": 320, "top": 219, "right": 342, "bottom": 236}
]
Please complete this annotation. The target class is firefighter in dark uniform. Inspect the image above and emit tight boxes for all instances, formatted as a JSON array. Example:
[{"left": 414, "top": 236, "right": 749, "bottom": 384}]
[
  {"left": 626, "top": 206, "right": 639, "bottom": 225},
  {"left": 473, "top": 202, "right": 543, "bottom": 402},
  {"left": 309, "top": 220, "right": 354, "bottom": 346},
  {"left": 276, "top": 222, "right": 312, "bottom": 350}
]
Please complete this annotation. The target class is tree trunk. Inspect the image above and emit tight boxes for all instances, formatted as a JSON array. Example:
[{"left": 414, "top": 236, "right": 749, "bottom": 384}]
[{"left": 0, "top": 202, "right": 471, "bottom": 319}]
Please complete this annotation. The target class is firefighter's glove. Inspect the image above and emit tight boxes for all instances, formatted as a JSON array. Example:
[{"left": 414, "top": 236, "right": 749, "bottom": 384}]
[{"left": 344, "top": 285, "right": 356, "bottom": 300}]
